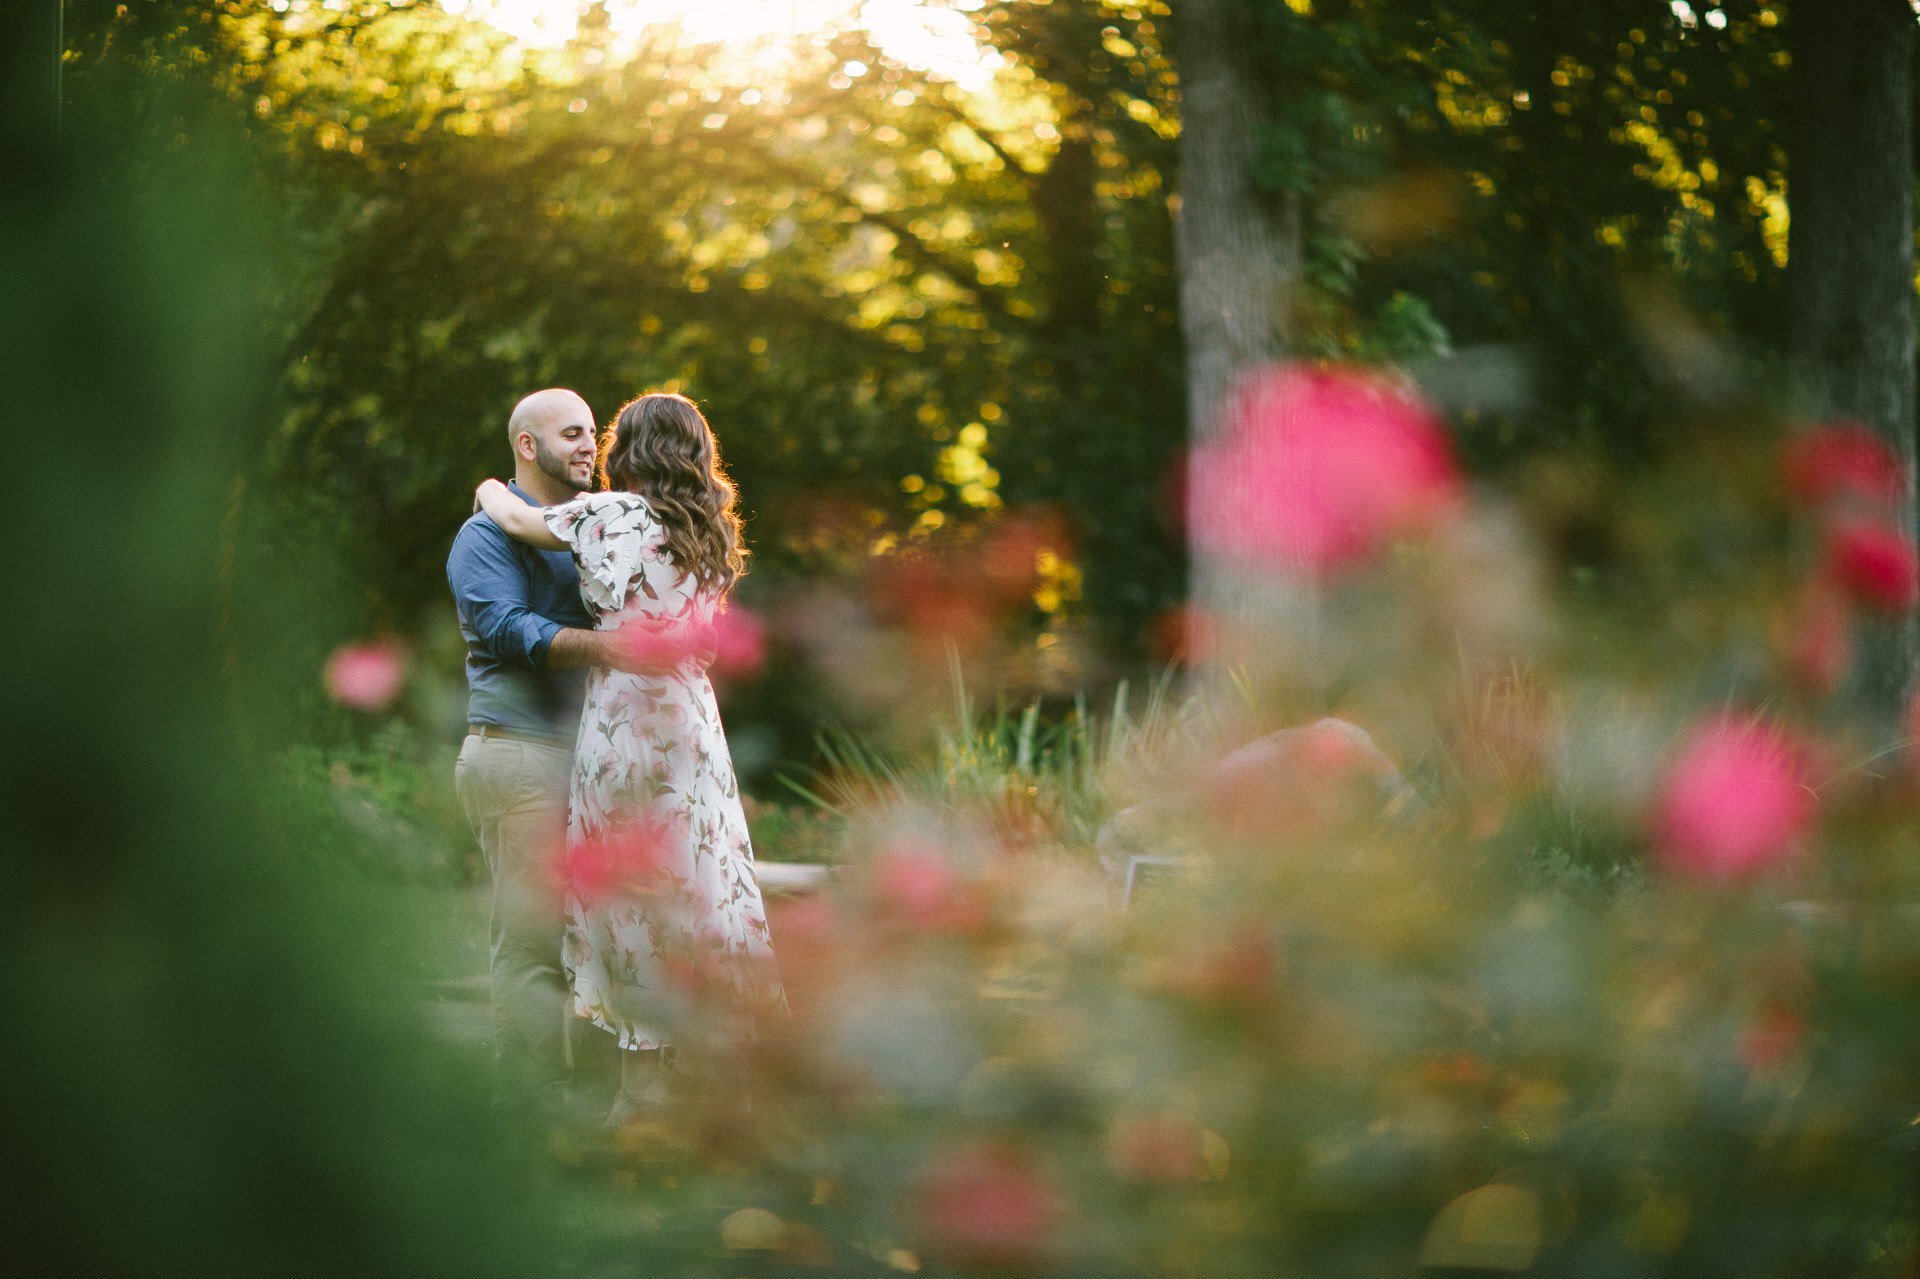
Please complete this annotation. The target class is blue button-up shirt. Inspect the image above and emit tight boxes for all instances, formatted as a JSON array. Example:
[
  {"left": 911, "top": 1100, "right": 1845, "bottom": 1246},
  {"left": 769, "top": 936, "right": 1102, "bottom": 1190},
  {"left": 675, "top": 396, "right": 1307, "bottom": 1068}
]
[{"left": 446, "top": 481, "right": 592, "bottom": 740}]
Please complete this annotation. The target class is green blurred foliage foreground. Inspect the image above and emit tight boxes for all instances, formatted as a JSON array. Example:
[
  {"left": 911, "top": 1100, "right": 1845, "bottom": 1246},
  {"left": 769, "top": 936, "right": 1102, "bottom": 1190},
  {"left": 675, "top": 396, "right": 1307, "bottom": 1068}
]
[{"left": 6, "top": 2, "right": 1920, "bottom": 1277}]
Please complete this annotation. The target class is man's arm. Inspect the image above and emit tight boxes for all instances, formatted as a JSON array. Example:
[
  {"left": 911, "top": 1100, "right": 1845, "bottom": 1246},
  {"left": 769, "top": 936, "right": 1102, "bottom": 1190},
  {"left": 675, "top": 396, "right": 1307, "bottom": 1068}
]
[
  {"left": 549, "top": 628, "right": 633, "bottom": 671},
  {"left": 450, "top": 521, "right": 565, "bottom": 670},
  {"left": 451, "top": 522, "right": 708, "bottom": 677}
]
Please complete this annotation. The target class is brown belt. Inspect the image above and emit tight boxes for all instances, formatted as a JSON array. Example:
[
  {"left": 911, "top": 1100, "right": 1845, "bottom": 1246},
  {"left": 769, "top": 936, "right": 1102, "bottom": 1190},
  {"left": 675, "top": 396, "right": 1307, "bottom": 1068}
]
[{"left": 468, "top": 723, "right": 568, "bottom": 746}]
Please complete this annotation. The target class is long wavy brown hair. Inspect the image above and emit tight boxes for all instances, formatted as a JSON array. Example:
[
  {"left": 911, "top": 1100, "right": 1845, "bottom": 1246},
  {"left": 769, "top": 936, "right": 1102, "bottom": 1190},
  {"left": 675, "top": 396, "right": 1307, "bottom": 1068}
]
[{"left": 598, "top": 392, "right": 747, "bottom": 592}]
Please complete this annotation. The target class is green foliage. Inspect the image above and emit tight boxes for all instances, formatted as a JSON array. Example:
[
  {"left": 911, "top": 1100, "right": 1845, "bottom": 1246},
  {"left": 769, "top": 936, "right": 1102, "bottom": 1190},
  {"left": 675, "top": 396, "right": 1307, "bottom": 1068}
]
[{"left": 273, "top": 721, "right": 475, "bottom": 881}]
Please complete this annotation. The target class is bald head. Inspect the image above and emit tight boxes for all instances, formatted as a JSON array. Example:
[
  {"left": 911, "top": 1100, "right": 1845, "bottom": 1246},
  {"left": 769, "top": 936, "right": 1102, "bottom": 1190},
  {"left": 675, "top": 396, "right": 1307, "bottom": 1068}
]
[
  {"left": 506, "top": 387, "right": 597, "bottom": 502},
  {"left": 508, "top": 388, "right": 591, "bottom": 449}
]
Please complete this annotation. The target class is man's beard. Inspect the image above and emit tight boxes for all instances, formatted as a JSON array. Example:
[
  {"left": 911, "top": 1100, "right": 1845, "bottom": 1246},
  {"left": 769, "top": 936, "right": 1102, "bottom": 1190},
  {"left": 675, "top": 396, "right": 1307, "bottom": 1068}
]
[{"left": 534, "top": 437, "right": 591, "bottom": 493}]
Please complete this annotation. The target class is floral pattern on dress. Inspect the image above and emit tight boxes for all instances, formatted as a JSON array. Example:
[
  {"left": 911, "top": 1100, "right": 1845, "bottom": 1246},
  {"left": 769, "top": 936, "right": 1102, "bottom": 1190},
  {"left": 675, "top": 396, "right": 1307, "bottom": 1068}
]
[{"left": 544, "top": 491, "right": 784, "bottom": 1051}]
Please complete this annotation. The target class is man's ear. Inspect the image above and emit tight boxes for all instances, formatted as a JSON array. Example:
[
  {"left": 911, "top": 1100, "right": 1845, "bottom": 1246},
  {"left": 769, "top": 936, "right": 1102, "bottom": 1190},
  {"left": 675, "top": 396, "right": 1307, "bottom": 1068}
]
[{"left": 512, "top": 431, "right": 535, "bottom": 463}]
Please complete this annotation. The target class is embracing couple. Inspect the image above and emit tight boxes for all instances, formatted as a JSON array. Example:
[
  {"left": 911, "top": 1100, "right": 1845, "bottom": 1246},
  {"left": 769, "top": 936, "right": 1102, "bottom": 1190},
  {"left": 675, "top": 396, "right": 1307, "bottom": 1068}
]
[{"left": 447, "top": 388, "right": 782, "bottom": 1125}]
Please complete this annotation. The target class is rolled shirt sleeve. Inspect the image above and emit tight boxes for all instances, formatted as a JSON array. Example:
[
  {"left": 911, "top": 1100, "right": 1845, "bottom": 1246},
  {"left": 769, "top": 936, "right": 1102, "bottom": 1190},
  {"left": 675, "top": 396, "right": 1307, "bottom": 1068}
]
[
  {"left": 448, "top": 489, "right": 594, "bottom": 738},
  {"left": 447, "top": 514, "right": 564, "bottom": 668},
  {"left": 449, "top": 520, "right": 565, "bottom": 669}
]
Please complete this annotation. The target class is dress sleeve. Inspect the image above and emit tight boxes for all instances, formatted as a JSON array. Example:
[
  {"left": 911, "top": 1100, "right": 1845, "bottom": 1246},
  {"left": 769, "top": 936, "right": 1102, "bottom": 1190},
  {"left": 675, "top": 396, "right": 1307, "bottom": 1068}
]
[{"left": 542, "top": 492, "right": 664, "bottom": 615}]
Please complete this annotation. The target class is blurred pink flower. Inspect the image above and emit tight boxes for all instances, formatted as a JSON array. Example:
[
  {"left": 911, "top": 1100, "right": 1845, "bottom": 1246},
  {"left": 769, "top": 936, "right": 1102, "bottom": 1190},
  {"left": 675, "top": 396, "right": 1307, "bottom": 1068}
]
[
  {"left": 1821, "top": 518, "right": 1920, "bottom": 614},
  {"left": 553, "top": 821, "right": 672, "bottom": 906},
  {"left": 1652, "top": 715, "right": 1815, "bottom": 881},
  {"left": 911, "top": 1142, "right": 1060, "bottom": 1269},
  {"left": 1107, "top": 1112, "right": 1206, "bottom": 1183},
  {"left": 871, "top": 842, "right": 988, "bottom": 936},
  {"left": 615, "top": 618, "right": 705, "bottom": 672},
  {"left": 1189, "top": 364, "right": 1463, "bottom": 574},
  {"left": 323, "top": 640, "right": 406, "bottom": 711},
  {"left": 710, "top": 605, "right": 768, "bottom": 681},
  {"left": 1782, "top": 423, "right": 1903, "bottom": 509}
]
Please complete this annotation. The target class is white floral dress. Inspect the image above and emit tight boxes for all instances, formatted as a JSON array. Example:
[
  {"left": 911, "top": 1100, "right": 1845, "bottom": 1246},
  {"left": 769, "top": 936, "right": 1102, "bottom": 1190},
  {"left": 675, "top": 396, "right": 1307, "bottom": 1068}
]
[{"left": 543, "top": 491, "right": 782, "bottom": 1050}]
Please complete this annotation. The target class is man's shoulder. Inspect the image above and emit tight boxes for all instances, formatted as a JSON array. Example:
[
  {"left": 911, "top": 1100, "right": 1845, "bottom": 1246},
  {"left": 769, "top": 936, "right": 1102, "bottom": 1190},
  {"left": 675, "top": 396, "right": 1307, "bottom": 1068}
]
[{"left": 448, "top": 511, "right": 517, "bottom": 573}]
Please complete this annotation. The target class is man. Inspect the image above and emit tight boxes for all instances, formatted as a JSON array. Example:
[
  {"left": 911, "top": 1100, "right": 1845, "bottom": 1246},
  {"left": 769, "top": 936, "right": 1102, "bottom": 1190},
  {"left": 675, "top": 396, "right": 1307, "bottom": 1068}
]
[{"left": 447, "top": 387, "right": 662, "bottom": 1114}]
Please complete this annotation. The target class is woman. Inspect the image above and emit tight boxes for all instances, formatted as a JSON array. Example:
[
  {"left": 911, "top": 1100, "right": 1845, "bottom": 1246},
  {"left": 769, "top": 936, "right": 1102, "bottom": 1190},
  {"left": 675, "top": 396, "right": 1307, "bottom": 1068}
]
[{"left": 475, "top": 392, "right": 781, "bottom": 1123}]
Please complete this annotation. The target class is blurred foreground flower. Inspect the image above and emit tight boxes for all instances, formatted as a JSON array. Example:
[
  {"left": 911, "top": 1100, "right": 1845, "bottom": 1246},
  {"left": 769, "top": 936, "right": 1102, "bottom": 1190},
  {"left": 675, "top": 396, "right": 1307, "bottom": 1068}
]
[
  {"left": 710, "top": 605, "right": 768, "bottom": 681},
  {"left": 1820, "top": 518, "right": 1919, "bottom": 613},
  {"left": 611, "top": 608, "right": 770, "bottom": 682},
  {"left": 1781, "top": 423, "right": 1903, "bottom": 510},
  {"left": 323, "top": 639, "right": 406, "bottom": 711},
  {"left": 871, "top": 841, "right": 990, "bottom": 936},
  {"left": 1651, "top": 715, "right": 1815, "bottom": 881},
  {"left": 911, "top": 1142, "right": 1061, "bottom": 1270},
  {"left": 552, "top": 820, "right": 673, "bottom": 905},
  {"left": 1189, "top": 364, "right": 1462, "bottom": 575}
]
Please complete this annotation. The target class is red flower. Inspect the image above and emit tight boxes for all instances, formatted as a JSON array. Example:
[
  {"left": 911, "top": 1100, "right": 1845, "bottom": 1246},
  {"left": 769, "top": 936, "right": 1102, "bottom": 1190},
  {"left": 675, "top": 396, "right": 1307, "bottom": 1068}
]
[
  {"left": 1821, "top": 518, "right": 1920, "bottom": 613},
  {"left": 1782, "top": 423, "right": 1903, "bottom": 509},
  {"left": 553, "top": 821, "right": 673, "bottom": 905},
  {"left": 1188, "top": 364, "right": 1462, "bottom": 575},
  {"left": 323, "top": 640, "right": 406, "bottom": 711},
  {"left": 1652, "top": 715, "right": 1815, "bottom": 881},
  {"left": 911, "top": 1143, "right": 1060, "bottom": 1270}
]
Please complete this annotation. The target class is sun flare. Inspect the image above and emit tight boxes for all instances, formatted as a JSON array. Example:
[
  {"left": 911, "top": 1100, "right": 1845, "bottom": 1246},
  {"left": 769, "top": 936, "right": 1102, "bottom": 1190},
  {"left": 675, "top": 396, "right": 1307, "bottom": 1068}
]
[{"left": 442, "top": 0, "right": 997, "bottom": 86}]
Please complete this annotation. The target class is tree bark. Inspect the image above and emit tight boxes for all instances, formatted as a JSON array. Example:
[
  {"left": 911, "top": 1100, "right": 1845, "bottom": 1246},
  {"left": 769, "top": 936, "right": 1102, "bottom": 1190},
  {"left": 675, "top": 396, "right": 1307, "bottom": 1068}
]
[
  {"left": 1786, "top": 0, "right": 1918, "bottom": 741},
  {"left": 1174, "top": 0, "right": 1303, "bottom": 668}
]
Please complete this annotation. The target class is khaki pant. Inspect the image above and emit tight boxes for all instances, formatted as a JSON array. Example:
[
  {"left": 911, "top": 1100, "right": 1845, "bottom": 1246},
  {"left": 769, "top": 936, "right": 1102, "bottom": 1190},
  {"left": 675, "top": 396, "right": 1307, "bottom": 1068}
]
[{"left": 454, "top": 733, "right": 573, "bottom": 1111}]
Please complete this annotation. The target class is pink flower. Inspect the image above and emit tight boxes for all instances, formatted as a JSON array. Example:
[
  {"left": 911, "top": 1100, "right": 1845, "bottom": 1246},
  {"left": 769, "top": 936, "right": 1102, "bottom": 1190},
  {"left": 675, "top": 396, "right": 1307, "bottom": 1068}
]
[
  {"left": 1821, "top": 518, "right": 1920, "bottom": 613},
  {"left": 614, "top": 619, "right": 705, "bottom": 672},
  {"left": 710, "top": 606, "right": 768, "bottom": 681},
  {"left": 911, "top": 1143, "right": 1060, "bottom": 1270},
  {"left": 871, "top": 842, "right": 988, "bottom": 936},
  {"left": 1188, "top": 364, "right": 1463, "bottom": 575},
  {"left": 323, "top": 640, "right": 406, "bottom": 711},
  {"left": 1652, "top": 715, "right": 1815, "bottom": 881},
  {"left": 552, "top": 821, "right": 673, "bottom": 905},
  {"left": 1782, "top": 424, "right": 1903, "bottom": 509}
]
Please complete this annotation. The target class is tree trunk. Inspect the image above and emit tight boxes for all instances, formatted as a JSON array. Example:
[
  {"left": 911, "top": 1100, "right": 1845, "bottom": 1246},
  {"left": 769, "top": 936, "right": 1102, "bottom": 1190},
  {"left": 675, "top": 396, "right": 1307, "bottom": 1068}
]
[
  {"left": 1174, "top": 0, "right": 1303, "bottom": 670},
  {"left": 1786, "top": 0, "right": 1918, "bottom": 742}
]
